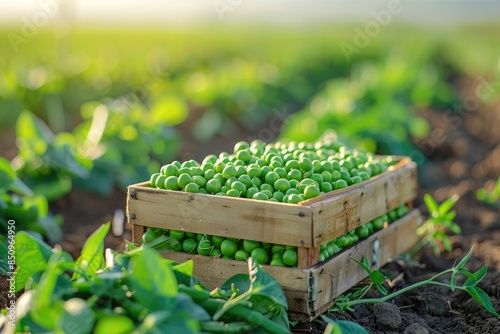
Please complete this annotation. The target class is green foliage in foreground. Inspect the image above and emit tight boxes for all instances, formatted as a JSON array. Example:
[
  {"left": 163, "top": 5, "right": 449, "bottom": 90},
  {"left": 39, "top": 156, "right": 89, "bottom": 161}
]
[
  {"left": 321, "top": 316, "right": 368, "bottom": 334},
  {"left": 3, "top": 223, "right": 290, "bottom": 334},
  {"left": 329, "top": 248, "right": 499, "bottom": 318}
]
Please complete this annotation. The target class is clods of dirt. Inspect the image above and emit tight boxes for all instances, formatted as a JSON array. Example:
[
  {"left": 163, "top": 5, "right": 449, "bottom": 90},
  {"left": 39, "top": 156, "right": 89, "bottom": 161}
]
[
  {"left": 374, "top": 302, "right": 403, "bottom": 330},
  {"left": 412, "top": 293, "right": 449, "bottom": 316},
  {"left": 404, "top": 323, "right": 429, "bottom": 334}
]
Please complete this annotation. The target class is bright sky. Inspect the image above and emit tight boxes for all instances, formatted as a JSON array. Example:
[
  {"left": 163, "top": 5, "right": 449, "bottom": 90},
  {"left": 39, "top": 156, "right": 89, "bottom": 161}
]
[{"left": 0, "top": 0, "right": 499, "bottom": 27}]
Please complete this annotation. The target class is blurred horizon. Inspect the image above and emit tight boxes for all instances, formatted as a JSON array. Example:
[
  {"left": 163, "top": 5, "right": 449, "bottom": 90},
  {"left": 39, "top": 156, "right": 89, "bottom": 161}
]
[{"left": 1, "top": 0, "right": 500, "bottom": 27}]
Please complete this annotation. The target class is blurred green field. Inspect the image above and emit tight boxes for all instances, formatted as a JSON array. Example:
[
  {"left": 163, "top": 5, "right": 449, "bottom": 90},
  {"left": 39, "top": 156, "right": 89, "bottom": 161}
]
[
  {"left": 2, "top": 25, "right": 499, "bottom": 128},
  {"left": 1, "top": 24, "right": 499, "bottom": 205}
]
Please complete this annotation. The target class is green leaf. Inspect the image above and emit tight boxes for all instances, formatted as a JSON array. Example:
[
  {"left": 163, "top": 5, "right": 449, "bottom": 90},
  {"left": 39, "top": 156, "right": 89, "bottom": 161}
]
[
  {"left": 352, "top": 257, "right": 385, "bottom": 285},
  {"left": 176, "top": 293, "right": 211, "bottom": 321},
  {"left": 369, "top": 269, "right": 385, "bottom": 286},
  {"left": 16, "top": 110, "right": 53, "bottom": 156},
  {"left": 215, "top": 258, "right": 289, "bottom": 330},
  {"left": 8, "top": 177, "right": 33, "bottom": 196},
  {"left": 442, "top": 235, "right": 452, "bottom": 253},
  {"left": 14, "top": 232, "right": 55, "bottom": 291},
  {"left": 172, "top": 260, "right": 197, "bottom": 286},
  {"left": 3, "top": 205, "right": 38, "bottom": 224},
  {"left": 0, "top": 240, "right": 11, "bottom": 275},
  {"left": 221, "top": 273, "right": 251, "bottom": 295},
  {"left": 362, "top": 256, "right": 370, "bottom": 269},
  {"left": 438, "top": 194, "right": 459, "bottom": 216},
  {"left": 450, "top": 272, "right": 456, "bottom": 292},
  {"left": 352, "top": 257, "right": 372, "bottom": 277},
  {"left": 31, "top": 250, "right": 65, "bottom": 330},
  {"left": 45, "top": 145, "right": 90, "bottom": 178},
  {"left": 246, "top": 258, "right": 289, "bottom": 330},
  {"left": 376, "top": 283, "right": 388, "bottom": 295},
  {"left": 424, "top": 194, "right": 439, "bottom": 216},
  {"left": 29, "top": 195, "right": 49, "bottom": 217},
  {"left": 0, "top": 157, "right": 16, "bottom": 188},
  {"left": 72, "top": 165, "right": 113, "bottom": 196},
  {"left": 125, "top": 239, "right": 139, "bottom": 251},
  {"left": 456, "top": 247, "right": 474, "bottom": 270},
  {"left": 129, "top": 247, "right": 178, "bottom": 311},
  {"left": 58, "top": 298, "right": 95, "bottom": 334},
  {"left": 463, "top": 265, "right": 488, "bottom": 288},
  {"left": 138, "top": 310, "right": 200, "bottom": 334},
  {"left": 29, "top": 174, "right": 72, "bottom": 202},
  {"left": 447, "top": 222, "right": 461, "bottom": 235},
  {"left": 465, "top": 286, "right": 500, "bottom": 317},
  {"left": 15, "top": 308, "right": 50, "bottom": 333},
  {"left": 477, "top": 188, "right": 488, "bottom": 201},
  {"left": 37, "top": 215, "right": 63, "bottom": 243},
  {"left": 321, "top": 316, "right": 369, "bottom": 334},
  {"left": 73, "top": 223, "right": 110, "bottom": 280},
  {"left": 247, "top": 257, "right": 288, "bottom": 309},
  {"left": 442, "top": 211, "right": 457, "bottom": 223}
]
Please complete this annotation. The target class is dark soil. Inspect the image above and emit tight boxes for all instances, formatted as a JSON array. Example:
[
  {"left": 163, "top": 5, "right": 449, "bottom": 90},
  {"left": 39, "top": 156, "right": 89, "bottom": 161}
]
[
  {"left": 0, "top": 276, "right": 10, "bottom": 310},
  {"left": 49, "top": 187, "right": 129, "bottom": 259}
]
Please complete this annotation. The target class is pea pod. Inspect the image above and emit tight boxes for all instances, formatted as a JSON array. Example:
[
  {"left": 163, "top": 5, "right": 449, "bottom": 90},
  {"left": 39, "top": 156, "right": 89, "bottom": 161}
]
[{"left": 200, "top": 299, "right": 290, "bottom": 334}]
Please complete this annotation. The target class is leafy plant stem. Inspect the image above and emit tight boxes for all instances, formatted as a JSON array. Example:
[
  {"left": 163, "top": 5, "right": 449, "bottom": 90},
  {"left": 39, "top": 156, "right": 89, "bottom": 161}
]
[{"left": 337, "top": 268, "right": 454, "bottom": 309}]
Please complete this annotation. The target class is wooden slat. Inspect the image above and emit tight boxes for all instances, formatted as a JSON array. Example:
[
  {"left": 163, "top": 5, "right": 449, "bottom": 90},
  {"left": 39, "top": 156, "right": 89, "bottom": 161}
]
[
  {"left": 128, "top": 184, "right": 314, "bottom": 247},
  {"left": 310, "top": 159, "right": 418, "bottom": 246},
  {"left": 309, "top": 209, "right": 421, "bottom": 319},
  {"left": 159, "top": 250, "right": 311, "bottom": 292},
  {"left": 131, "top": 224, "right": 145, "bottom": 244},
  {"left": 297, "top": 247, "right": 320, "bottom": 269}
]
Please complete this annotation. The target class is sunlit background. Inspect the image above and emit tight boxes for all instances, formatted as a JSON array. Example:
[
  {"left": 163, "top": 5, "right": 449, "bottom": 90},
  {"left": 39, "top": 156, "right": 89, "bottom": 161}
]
[{"left": 0, "top": 1, "right": 499, "bottom": 256}]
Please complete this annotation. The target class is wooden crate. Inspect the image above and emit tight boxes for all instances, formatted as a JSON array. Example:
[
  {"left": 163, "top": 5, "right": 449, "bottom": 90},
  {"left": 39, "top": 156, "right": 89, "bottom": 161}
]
[
  {"left": 127, "top": 157, "right": 418, "bottom": 269},
  {"left": 132, "top": 210, "right": 422, "bottom": 320}
]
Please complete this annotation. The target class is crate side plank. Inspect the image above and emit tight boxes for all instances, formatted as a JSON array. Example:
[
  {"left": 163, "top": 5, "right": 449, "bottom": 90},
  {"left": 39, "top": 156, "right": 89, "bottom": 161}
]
[
  {"left": 128, "top": 185, "right": 314, "bottom": 247},
  {"left": 159, "top": 250, "right": 311, "bottom": 314},
  {"left": 310, "top": 209, "right": 421, "bottom": 316},
  {"left": 311, "top": 160, "right": 417, "bottom": 245},
  {"left": 131, "top": 224, "right": 146, "bottom": 244},
  {"left": 298, "top": 246, "right": 320, "bottom": 269},
  {"left": 298, "top": 157, "right": 412, "bottom": 205},
  {"left": 159, "top": 250, "right": 311, "bottom": 291}
]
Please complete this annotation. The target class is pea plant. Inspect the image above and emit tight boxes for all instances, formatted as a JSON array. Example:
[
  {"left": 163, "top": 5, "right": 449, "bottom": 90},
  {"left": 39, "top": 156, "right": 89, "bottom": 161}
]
[
  {"left": 477, "top": 177, "right": 500, "bottom": 208},
  {"left": 12, "top": 111, "right": 92, "bottom": 202},
  {"left": 410, "top": 193, "right": 461, "bottom": 255},
  {"left": 330, "top": 249, "right": 499, "bottom": 317},
  {"left": 0, "top": 157, "right": 61, "bottom": 276},
  {"left": 3, "top": 223, "right": 290, "bottom": 334},
  {"left": 12, "top": 101, "right": 181, "bottom": 201}
]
